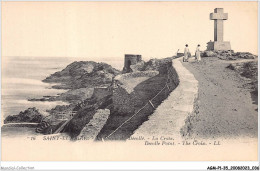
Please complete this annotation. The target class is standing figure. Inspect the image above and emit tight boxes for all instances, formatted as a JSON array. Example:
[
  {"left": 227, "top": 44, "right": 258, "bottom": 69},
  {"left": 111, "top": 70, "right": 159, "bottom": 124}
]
[
  {"left": 183, "top": 44, "right": 190, "bottom": 62},
  {"left": 176, "top": 49, "right": 179, "bottom": 57},
  {"left": 195, "top": 44, "right": 201, "bottom": 61}
]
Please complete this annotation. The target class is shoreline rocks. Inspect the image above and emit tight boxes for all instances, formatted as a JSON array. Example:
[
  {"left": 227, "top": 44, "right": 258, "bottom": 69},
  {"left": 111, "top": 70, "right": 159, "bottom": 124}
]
[
  {"left": 43, "top": 61, "right": 121, "bottom": 89},
  {"left": 4, "top": 107, "right": 43, "bottom": 124}
]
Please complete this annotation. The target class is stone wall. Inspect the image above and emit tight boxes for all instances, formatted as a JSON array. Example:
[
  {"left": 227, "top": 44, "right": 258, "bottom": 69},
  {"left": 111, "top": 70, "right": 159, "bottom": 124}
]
[
  {"left": 112, "top": 86, "right": 136, "bottom": 114},
  {"left": 97, "top": 61, "right": 180, "bottom": 140},
  {"left": 112, "top": 70, "right": 159, "bottom": 115},
  {"left": 112, "top": 61, "right": 179, "bottom": 116},
  {"left": 167, "top": 63, "right": 180, "bottom": 88}
]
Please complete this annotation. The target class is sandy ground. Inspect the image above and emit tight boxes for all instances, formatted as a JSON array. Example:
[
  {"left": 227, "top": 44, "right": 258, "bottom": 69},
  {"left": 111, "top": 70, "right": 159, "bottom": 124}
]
[{"left": 182, "top": 57, "right": 258, "bottom": 139}]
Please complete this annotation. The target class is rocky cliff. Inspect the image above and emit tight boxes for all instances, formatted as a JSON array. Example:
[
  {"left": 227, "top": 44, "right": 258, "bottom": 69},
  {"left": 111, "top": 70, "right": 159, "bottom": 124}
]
[{"left": 43, "top": 61, "right": 121, "bottom": 89}]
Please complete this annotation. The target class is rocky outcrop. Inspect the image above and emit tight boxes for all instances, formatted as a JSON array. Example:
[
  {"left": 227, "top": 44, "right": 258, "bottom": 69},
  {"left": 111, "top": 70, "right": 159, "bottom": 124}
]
[
  {"left": 24, "top": 61, "right": 119, "bottom": 135},
  {"left": 29, "top": 88, "right": 94, "bottom": 104},
  {"left": 201, "top": 50, "right": 257, "bottom": 60},
  {"left": 201, "top": 51, "right": 217, "bottom": 57},
  {"left": 224, "top": 52, "right": 257, "bottom": 60},
  {"left": 43, "top": 61, "right": 121, "bottom": 89},
  {"left": 130, "top": 61, "right": 145, "bottom": 72},
  {"left": 122, "top": 57, "right": 175, "bottom": 73},
  {"left": 4, "top": 107, "right": 43, "bottom": 124},
  {"left": 142, "top": 57, "right": 175, "bottom": 71}
]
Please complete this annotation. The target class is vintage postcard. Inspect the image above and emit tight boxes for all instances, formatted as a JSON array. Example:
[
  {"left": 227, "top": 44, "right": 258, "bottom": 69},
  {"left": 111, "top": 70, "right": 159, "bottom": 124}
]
[{"left": 1, "top": 1, "right": 258, "bottom": 162}]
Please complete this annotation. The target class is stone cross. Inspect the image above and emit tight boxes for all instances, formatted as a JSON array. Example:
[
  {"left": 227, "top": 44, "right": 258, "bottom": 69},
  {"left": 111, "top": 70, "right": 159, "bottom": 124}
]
[
  {"left": 207, "top": 8, "right": 231, "bottom": 51},
  {"left": 210, "top": 8, "right": 228, "bottom": 42}
]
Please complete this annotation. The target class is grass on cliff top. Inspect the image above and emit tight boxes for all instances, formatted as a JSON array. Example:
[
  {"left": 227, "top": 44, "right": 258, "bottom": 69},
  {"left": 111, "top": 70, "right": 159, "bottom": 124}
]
[{"left": 226, "top": 61, "right": 258, "bottom": 105}]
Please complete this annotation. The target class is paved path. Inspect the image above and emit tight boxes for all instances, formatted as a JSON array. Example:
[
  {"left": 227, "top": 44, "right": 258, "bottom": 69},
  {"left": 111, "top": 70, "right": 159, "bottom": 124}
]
[{"left": 131, "top": 57, "right": 198, "bottom": 141}]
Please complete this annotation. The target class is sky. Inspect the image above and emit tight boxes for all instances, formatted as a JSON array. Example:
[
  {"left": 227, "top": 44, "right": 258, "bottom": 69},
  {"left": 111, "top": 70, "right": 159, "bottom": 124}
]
[{"left": 2, "top": 1, "right": 258, "bottom": 61}]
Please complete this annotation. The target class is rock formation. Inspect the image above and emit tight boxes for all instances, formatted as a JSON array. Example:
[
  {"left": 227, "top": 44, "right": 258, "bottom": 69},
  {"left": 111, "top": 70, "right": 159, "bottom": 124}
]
[
  {"left": 4, "top": 107, "right": 43, "bottom": 124},
  {"left": 43, "top": 61, "right": 120, "bottom": 89}
]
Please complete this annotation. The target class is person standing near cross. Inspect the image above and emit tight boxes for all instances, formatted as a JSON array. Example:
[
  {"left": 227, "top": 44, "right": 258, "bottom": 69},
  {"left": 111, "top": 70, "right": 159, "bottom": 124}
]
[
  {"left": 183, "top": 44, "right": 190, "bottom": 62},
  {"left": 195, "top": 44, "right": 201, "bottom": 62}
]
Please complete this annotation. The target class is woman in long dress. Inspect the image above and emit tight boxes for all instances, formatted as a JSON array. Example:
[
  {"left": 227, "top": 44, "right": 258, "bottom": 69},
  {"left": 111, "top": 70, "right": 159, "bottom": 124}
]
[
  {"left": 195, "top": 44, "right": 201, "bottom": 61},
  {"left": 183, "top": 44, "right": 190, "bottom": 62}
]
